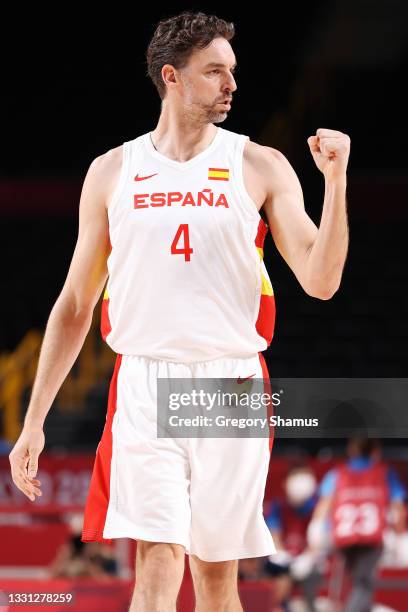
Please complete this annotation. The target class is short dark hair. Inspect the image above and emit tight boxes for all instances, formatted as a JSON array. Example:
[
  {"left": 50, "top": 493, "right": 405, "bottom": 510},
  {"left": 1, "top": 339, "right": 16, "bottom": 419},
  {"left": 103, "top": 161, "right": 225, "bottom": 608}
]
[{"left": 146, "top": 11, "right": 235, "bottom": 100}]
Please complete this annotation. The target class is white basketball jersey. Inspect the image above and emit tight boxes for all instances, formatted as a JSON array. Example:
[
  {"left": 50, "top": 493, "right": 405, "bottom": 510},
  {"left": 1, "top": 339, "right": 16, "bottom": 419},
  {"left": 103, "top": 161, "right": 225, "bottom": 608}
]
[{"left": 101, "top": 126, "right": 276, "bottom": 362}]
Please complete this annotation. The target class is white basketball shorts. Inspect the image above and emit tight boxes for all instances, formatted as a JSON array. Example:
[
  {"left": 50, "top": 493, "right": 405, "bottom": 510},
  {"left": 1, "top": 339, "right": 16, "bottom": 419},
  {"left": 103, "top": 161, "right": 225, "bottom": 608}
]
[{"left": 81, "top": 352, "right": 276, "bottom": 562}]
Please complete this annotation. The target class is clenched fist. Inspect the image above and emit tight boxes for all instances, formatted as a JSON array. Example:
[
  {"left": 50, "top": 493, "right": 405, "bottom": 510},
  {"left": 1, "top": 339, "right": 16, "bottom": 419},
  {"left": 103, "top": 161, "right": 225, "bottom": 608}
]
[{"left": 307, "top": 128, "right": 350, "bottom": 181}]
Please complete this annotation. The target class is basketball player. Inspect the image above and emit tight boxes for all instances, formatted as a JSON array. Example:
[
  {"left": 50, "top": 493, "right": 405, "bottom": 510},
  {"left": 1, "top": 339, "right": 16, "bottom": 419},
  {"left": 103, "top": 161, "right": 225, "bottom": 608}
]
[
  {"left": 308, "top": 438, "right": 406, "bottom": 612},
  {"left": 9, "top": 11, "right": 350, "bottom": 611}
]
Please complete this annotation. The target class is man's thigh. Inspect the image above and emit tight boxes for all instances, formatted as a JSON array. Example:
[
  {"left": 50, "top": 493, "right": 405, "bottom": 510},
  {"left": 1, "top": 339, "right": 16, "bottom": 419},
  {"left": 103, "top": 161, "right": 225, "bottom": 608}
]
[
  {"left": 187, "top": 436, "right": 275, "bottom": 561},
  {"left": 185, "top": 353, "right": 276, "bottom": 562}
]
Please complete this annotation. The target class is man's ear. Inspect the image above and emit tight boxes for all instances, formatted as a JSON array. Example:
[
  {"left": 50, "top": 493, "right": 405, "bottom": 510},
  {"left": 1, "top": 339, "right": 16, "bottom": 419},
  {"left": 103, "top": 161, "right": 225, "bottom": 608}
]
[{"left": 161, "top": 64, "right": 178, "bottom": 88}]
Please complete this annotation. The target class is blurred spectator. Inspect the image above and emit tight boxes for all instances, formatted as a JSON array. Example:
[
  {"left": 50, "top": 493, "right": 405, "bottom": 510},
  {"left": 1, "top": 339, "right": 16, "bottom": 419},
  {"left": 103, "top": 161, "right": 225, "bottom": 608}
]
[
  {"left": 0, "top": 436, "right": 12, "bottom": 455},
  {"left": 308, "top": 437, "right": 407, "bottom": 612},
  {"left": 49, "top": 512, "right": 118, "bottom": 579},
  {"left": 264, "top": 463, "right": 323, "bottom": 612}
]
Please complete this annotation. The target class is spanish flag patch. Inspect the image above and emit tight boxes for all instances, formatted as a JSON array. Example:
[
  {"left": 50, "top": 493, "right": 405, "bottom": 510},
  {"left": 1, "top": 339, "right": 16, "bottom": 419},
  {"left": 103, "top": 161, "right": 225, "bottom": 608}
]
[{"left": 208, "top": 167, "right": 229, "bottom": 181}]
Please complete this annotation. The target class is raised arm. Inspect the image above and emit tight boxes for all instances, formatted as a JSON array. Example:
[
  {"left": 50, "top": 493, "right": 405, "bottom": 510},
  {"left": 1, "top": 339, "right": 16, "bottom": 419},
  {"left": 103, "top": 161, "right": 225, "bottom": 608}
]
[
  {"left": 9, "top": 148, "right": 120, "bottom": 500},
  {"left": 254, "top": 129, "right": 350, "bottom": 299}
]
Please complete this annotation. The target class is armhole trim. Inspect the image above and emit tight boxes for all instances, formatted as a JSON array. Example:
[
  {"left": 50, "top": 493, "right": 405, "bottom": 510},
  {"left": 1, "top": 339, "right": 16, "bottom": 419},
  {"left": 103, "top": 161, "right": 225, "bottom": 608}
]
[
  {"left": 107, "top": 140, "right": 131, "bottom": 219},
  {"left": 234, "top": 134, "right": 263, "bottom": 220}
]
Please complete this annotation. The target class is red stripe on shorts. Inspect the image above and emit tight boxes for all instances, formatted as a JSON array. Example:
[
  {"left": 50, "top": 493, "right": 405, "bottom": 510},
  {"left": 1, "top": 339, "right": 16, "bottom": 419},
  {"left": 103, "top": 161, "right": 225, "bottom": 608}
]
[
  {"left": 81, "top": 353, "right": 122, "bottom": 543},
  {"left": 258, "top": 352, "right": 274, "bottom": 454}
]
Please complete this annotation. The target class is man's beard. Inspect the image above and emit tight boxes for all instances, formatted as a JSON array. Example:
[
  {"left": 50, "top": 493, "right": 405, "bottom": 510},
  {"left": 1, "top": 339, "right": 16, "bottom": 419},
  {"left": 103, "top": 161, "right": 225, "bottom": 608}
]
[
  {"left": 208, "top": 109, "right": 228, "bottom": 123},
  {"left": 204, "top": 100, "right": 229, "bottom": 123},
  {"left": 185, "top": 99, "right": 228, "bottom": 124}
]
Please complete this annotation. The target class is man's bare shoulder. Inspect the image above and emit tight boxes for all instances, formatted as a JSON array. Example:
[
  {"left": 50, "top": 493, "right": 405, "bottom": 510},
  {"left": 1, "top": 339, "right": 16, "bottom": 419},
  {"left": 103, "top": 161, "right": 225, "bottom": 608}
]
[
  {"left": 92, "top": 144, "right": 123, "bottom": 173},
  {"left": 244, "top": 139, "right": 288, "bottom": 174},
  {"left": 242, "top": 139, "right": 293, "bottom": 206},
  {"left": 244, "top": 139, "right": 302, "bottom": 198},
  {"left": 88, "top": 145, "right": 124, "bottom": 211}
]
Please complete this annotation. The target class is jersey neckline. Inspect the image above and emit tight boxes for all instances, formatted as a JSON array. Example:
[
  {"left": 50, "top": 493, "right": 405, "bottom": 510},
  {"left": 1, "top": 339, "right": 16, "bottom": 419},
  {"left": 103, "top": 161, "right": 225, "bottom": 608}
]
[{"left": 143, "top": 126, "right": 224, "bottom": 170}]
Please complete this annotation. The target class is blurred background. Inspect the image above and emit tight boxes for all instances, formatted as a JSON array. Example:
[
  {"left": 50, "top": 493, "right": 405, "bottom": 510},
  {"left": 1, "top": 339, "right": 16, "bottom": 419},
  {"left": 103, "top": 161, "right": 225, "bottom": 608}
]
[{"left": 1, "top": 1, "right": 407, "bottom": 610}]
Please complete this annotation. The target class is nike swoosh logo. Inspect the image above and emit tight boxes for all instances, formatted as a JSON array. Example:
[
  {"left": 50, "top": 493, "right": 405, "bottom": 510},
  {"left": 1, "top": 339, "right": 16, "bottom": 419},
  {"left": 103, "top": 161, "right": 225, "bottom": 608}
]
[
  {"left": 237, "top": 374, "right": 256, "bottom": 384},
  {"left": 134, "top": 173, "right": 158, "bottom": 181}
]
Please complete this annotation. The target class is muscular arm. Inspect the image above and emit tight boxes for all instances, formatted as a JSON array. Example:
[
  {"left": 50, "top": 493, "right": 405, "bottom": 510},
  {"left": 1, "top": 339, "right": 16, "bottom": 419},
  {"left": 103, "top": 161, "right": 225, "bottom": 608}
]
[
  {"left": 23, "top": 153, "right": 113, "bottom": 428},
  {"left": 255, "top": 146, "right": 348, "bottom": 299}
]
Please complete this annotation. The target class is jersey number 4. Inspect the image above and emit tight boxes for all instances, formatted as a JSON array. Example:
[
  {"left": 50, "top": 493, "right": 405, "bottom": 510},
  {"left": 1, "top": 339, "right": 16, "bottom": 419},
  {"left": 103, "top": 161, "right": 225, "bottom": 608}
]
[{"left": 171, "top": 224, "right": 194, "bottom": 262}]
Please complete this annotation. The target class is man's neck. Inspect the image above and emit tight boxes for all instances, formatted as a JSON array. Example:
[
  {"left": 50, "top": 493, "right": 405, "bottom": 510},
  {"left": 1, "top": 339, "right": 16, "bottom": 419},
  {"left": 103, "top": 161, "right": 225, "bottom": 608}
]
[{"left": 150, "top": 115, "right": 217, "bottom": 163}]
